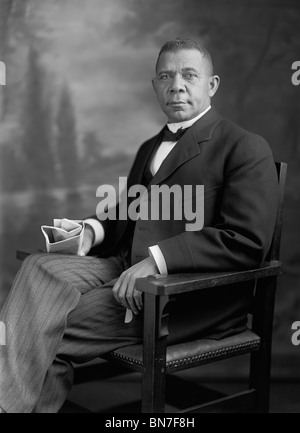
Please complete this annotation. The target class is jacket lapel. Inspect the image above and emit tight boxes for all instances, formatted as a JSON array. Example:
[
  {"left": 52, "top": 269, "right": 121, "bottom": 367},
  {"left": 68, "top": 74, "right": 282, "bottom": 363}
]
[
  {"left": 113, "top": 108, "right": 222, "bottom": 247},
  {"left": 148, "top": 107, "right": 223, "bottom": 188},
  {"left": 127, "top": 129, "right": 164, "bottom": 188}
]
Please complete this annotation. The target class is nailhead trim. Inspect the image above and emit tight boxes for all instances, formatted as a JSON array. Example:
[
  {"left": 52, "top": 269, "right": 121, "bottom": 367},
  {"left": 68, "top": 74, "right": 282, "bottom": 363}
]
[
  {"left": 107, "top": 339, "right": 261, "bottom": 370},
  {"left": 167, "top": 340, "right": 260, "bottom": 369}
]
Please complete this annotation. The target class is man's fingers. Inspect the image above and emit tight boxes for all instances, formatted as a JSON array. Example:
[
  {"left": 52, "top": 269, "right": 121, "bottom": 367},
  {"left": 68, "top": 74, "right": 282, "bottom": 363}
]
[
  {"left": 112, "top": 278, "right": 121, "bottom": 303},
  {"left": 125, "top": 277, "right": 139, "bottom": 315},
  {"left": 112, "top": 260, "right": 151, "bottom": 314},
  {"left": 113, "top": 272, "right": 141, "bottom": 314},
  {"left": 118, "top": 280, "right": 132, "bottom": 311},
  {"left": 78, "top": 238, "right": 91, "bottom": 256},
  {"left": 113, "top": 274, "right": 131, "bottom": 310},
  {"left": 78, "top": 244, "right": 89, "bottom": 257},
  {"left": 78, "top": 225, "right": 94, "bottom": 256},
  {"left": 135, "top": 290, "right": 143, "bottom": 311}
]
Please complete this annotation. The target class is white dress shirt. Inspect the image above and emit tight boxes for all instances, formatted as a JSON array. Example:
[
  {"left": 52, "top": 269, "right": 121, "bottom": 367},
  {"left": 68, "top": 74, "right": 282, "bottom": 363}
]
[{"left": 85, "top": 106, "right": 211, "bottom": 275}]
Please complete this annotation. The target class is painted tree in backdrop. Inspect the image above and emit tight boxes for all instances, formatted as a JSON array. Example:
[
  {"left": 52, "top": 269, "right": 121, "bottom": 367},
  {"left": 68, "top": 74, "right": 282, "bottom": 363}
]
[
  {"left": 21, "top": 47, "right": 55, "bottom": 189},
  {"left": 56, "top": 83, "right": 79, "bottom": 189}
]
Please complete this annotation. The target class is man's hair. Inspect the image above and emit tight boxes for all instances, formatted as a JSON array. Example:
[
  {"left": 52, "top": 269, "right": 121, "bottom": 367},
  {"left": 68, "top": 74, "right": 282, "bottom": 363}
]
[{"left": 156, "top": 37, "right": 214, "bottom": 76}]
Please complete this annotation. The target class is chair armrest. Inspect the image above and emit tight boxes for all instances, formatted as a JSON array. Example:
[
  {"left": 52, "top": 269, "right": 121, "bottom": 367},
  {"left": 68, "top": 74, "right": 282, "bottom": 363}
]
[{"left": 136, "top": 261, "right": 283, "bottom": 297}]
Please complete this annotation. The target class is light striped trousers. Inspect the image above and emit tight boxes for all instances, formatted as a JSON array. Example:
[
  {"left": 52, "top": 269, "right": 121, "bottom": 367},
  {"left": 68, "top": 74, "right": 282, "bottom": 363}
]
[{"left": 0, "top": 252, "right": 143, "bottom": 413}]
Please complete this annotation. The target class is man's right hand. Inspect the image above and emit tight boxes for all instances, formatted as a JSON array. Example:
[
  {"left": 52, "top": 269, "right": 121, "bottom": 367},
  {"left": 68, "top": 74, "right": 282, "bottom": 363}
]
[{"left": 78, "top": 224, "right": 95, "bottom": 256}]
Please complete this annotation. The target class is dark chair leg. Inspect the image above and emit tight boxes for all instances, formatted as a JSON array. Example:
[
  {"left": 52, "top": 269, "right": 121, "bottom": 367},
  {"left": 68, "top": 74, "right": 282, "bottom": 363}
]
[
  {"left": 250, "top": 276, "right": 277, "bottom": 412},
  {"left": 141, "top": 293, "right": 170, "bottom": 413}
]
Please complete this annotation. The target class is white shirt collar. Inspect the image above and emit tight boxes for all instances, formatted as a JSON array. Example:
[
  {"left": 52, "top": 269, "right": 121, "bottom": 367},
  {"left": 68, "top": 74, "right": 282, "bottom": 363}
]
[{"left": 167, "top": 105, "right": 211, "bottom": 133}]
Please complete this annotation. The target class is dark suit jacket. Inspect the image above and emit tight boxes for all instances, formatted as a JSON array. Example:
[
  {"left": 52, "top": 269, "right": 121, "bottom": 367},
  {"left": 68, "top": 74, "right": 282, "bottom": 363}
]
[
  {"left": 91, "top": 107, "right": 279, "bottom": 341},
  {"left": 95, "top": 107, "right": 278, "bottom": 270}
]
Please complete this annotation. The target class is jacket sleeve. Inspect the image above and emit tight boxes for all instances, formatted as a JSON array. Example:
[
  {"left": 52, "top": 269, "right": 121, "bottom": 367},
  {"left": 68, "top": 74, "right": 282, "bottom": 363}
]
[{"left": 157, "top": 135, "right": 279, "bottom": 272}]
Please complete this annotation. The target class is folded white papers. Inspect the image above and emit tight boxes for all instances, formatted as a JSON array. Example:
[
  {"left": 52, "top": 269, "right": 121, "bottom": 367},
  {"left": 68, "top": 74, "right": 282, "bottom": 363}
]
[
  {"left": 41, "top": 218, "right": 134, "bottom": 323},
  {"left": 41, "top": 219, "right": 85, "bottom": 255}
]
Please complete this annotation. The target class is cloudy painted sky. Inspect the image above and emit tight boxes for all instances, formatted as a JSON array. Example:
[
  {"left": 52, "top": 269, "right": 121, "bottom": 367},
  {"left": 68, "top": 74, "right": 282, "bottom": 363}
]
[
  {"left": 24, "top": 0, "right": 187, "bottom": 155},
  {"left": 4, "top": 0, "right": 297, "bottom": 158}
]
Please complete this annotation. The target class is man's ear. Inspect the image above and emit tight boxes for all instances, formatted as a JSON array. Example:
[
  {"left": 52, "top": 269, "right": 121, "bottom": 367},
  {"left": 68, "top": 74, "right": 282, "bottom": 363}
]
[{"left": 208, "top": 75, "right": 220, "bottom": 97}]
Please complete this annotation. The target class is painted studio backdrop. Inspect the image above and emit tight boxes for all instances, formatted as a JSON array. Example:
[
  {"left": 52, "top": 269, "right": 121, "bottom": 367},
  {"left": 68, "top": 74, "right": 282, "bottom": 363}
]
[{"left": 0, "top": 0, "right": 300, "bottom": 378}]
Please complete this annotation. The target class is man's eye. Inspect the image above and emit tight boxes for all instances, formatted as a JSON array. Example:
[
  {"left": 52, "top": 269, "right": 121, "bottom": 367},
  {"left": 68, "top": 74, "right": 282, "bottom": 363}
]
[
  {"left": 184, "top": 73, "right": 197, "bottom": 79},
  {"left": 159, "top": 75, "right": 170, "bottom": 80}
]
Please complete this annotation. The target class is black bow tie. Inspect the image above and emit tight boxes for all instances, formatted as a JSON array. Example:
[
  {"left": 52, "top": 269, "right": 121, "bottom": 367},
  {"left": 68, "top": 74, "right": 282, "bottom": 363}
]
[{"left": 162, "top": 126, "right": 188, "bottom": 142}]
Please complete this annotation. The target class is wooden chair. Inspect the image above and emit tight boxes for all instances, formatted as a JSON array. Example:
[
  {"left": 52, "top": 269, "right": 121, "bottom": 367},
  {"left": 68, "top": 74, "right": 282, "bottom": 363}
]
[
  {"left": 98, "top": 161, "right": 287, "bottom": 413},
  {"left": 17, "top": 162, "right": 287, "bottom": 413}
]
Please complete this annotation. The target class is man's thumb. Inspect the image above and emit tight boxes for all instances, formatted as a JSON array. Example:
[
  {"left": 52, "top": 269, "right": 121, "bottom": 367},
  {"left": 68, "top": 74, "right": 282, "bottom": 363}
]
[{"left": 78, "top": 243, "right": 89, "bottom": 257}]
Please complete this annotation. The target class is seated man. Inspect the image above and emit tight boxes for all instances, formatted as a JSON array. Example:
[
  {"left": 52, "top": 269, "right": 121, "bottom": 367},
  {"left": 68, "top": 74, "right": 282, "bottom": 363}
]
[{"left": 0, "top": 38, "right": 279, "bottom": 413}]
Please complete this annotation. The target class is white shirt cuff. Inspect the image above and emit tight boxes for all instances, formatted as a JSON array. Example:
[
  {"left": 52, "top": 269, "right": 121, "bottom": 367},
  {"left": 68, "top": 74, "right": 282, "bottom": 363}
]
[
  {"left": 84, "top": 218, "right": 105, "bottom": 247},
  {"left": 149, "top": 245, "right": 168, "bottom": 276}
]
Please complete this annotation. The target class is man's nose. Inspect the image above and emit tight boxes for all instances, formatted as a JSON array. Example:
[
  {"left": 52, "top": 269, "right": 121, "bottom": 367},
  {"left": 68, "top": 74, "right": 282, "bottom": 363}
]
[{"left": 169, "top": 74, "right": 185, "bottom": 93}]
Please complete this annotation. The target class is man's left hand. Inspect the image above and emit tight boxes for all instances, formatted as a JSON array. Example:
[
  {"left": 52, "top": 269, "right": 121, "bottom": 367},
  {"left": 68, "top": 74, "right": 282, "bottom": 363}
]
[{"left": 112, "top": 256, "right": 159, "bottom": 315}]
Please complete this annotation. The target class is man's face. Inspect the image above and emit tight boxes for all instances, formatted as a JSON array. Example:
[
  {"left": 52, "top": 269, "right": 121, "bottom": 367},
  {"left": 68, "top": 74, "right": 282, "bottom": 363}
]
[{"left": 153, "top": 49, "right": 219, "bottom": 123}]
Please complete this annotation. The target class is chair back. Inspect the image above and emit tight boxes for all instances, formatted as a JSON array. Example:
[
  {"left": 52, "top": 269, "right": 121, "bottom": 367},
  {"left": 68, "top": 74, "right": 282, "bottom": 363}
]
[
  {"left": 266, "top": 162, "right": 288, "bottom": 262},
  {"left": 251, "top": 162, "right": 287, "bottom": 335}
]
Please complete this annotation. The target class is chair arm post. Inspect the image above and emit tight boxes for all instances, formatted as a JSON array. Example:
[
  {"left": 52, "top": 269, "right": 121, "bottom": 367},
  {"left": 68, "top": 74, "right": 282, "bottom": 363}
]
[
  {"left": 250, "top": 275, "right": 277, "bottom": 412},
  {"left": 141, "top": 291, "right": 170, "bottom": 413}
]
